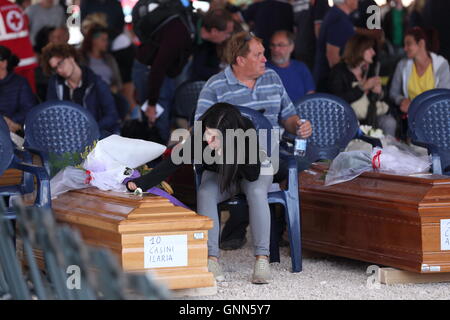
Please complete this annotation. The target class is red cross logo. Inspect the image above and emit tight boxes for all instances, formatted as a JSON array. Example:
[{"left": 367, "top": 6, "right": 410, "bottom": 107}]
[{"left": 6, "top": 10, "right": 24, "bottom": 32}]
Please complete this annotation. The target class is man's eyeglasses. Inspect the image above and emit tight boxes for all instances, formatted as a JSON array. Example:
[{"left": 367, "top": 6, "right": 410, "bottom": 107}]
[{"left": 51, "top": 58, "right": 66, "bottom": 74}]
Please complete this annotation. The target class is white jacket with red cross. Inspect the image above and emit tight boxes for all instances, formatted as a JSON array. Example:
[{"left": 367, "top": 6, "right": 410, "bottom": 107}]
[{"left": 0, "top": 0, "right": 37, "bottom": 72}]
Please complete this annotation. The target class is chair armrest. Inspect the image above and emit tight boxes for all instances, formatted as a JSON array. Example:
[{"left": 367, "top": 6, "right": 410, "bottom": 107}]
[
  {"left": 11, "top": 148, "right": 35, "bottom": 194},
  {"left": 411, "top": 140, "right": 439, "bottom": 154},
  {"left": 355, "top": 128, "right": 383, "bottom": 148},
  {"left": 12, "top": 161, "right": 51, "bottom": 208},
  {"left": 279, "top": 153, "right": 299, "bottom": 192},
  {"left": 21, "top": 147, "right": 50, "bottom": 176},
  {"left": 411, "top": 140, "right": 442, "bottom": 175}
]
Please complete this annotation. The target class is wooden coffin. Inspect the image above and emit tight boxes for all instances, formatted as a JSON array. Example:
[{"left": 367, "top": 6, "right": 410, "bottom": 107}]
[
  {"left": 0, "top": 155, "right": 42, "bottom": 187},
  {"left": 299, "top": 163, "right": 450, "bottom": 273},
  {"left": 0, "top": 169, "right": 22, "bottom": 186},
  {"left": 51, "top": 188, "right": 215, "bottom": 290}
]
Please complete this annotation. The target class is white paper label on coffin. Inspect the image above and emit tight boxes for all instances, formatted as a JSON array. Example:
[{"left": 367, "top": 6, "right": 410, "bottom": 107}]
[
  {"left": 441, "top": 219, "right": 450, "bottom": 251},
  {"left": 84, "top": 134, "right": 166, "bottom": 170},
  {"left": 144, "top": 235, "right": 188, "bottom": 268}
]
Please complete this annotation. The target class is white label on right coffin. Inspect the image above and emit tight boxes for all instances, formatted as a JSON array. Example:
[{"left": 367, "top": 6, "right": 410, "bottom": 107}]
[{"left": 441, "top": 219, "right": 450, "bottom": 251}]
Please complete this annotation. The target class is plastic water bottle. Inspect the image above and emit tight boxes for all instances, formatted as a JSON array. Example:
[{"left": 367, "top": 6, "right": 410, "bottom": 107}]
[{"left": 294, "top": 119, "right": 307, "bottom": 157}]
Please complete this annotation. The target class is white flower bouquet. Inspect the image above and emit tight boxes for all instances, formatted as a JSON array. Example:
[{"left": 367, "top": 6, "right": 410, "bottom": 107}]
[{"left": 50, "top": 135, "right": 166, "bottom": 199}]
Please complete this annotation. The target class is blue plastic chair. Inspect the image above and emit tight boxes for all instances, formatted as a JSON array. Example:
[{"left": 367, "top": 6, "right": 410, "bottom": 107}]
[
  {"left": 408, "top": 89, "right": 450, "bottom": 140},
  {"left": 24, "top": 101, "right": 100, "bottom": 175},
  {"left": 194, "top": 106, "right": 302, "bottom": 272},
  {"left": 0, "top": 117, "right": 41, "bottom": 195},
  {"left": 172, "top": 80, "right": 206, "bottom": 126},
  {"left": 409, "top": 94, "right": 450, "bottom": 175},
  {"left": 0, "top": 129, "right": 51, "bottom": 219},
  {"left": 291, "top": 93, "right": 382, "bottom": 162}
]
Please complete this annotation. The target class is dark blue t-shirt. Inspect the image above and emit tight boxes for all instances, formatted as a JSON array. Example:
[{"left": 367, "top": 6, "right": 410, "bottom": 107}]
[
  {"left": 242, "top": 0, "right": 294, "bottom": 56},
  {"left": 267, "top": 60, "right": 315, "bottom": 104},
  {"left": 313, "top": 6, "right": 355, "bottom": 91}
]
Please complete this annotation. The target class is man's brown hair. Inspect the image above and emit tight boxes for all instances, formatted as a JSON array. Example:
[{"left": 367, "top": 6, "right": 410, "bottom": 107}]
[
  {"left": 342, "top": 34, "right": 375, "bottom": 69},
  {"left": 224, "top": 31, "right": 262, "bottom": 65},
  {"left": 40, "top": 43, "right": 80, "bottom": 75}
]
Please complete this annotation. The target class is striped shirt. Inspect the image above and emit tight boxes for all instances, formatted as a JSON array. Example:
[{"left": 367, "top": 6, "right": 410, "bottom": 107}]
[{"left": 195, "top": 65, "right": 296, "bottom": 129}]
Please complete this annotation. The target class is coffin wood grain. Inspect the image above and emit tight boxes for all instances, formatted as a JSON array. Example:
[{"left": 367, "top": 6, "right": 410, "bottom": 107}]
[
  {"left": 300, "top": 163, "right": 450, "bottom": 273},
  {"left": 51, "top": 187, "right": 214, "bottom": 290},
  {"left": 0, "top": 169, "right": 22, "bottom": 186}
]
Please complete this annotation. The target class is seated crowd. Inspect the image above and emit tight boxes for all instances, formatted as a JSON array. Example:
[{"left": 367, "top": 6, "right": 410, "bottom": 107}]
[
  {"left": 2, "top": 0, "right": 450, "bottom": 285},
  {"left": 3, "top": 0, "right": 449, "bottom": 142}
]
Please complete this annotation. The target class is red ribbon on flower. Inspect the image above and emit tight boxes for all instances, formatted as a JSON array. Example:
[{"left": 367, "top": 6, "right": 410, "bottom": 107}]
[
  {"left": 84, "top": 170, "right": 93, "bottom": 184},
  {"left": 163, "top": 147, "right": 172, "bottom": 159},
  {"left": 372, "top": 150, "right": 382, "bottom": 169}
]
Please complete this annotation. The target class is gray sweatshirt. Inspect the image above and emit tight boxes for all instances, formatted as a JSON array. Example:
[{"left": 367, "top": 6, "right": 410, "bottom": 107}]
[
  {"left": 25, "top": 4, "right": 66, "bottom": 45},
  {"left": 389, "top": 52, "right": 450, "bottom": 105}
]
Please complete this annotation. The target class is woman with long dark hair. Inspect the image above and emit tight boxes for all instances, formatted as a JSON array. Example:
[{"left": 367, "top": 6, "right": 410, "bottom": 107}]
[
  {"left": 127, "top": 103, "right": 273, "bottom": 285},
  {"left": 0, "top": 46, "right": 37, "bottom": 134}
]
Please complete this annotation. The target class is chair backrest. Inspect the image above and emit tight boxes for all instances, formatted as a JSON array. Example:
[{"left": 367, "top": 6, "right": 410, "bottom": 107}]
[
  {"left": 0, "top": 129, "right": 14, "bottom": 177},
  {"left": 412, "top": 94, "right": 450, "bottom": 175},
  {"left": 24, "top": 101, "right": 100, "bottom": 155},
  {"left": 235, "top": 106, "right": 275, "bottom": 157},
  {"left": 408, "top": 89, "right": 450, "bottom": 138},
  {"left": 294, "top": 93, "right": 359, "bottom": 162},
  {"left": 173, "top": 81, "right": 206, "bottom": 122}
]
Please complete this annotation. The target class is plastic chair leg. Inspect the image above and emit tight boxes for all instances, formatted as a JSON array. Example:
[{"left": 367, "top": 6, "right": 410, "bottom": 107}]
[
  {"left": 284, "top": 192, "right": 302, "bottom": 273},
  {"left": 269, "top": 205, "right": 281, "bottom": 263}
]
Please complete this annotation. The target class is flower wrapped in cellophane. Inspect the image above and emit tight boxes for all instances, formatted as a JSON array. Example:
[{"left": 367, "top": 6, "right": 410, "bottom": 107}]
[
  {"left": 50, "top": 135, "right": 166, "bottom": 199},
  {"left": 324, "top": 145, "right": 432, "bottom": 186}
]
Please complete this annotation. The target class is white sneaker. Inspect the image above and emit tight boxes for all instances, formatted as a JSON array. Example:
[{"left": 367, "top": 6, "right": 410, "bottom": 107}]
[
  {"left": 252, "top": 258, "right": 270, "bottom": 284},
  {"left": 208, "top": 258, "right": 225, "bottom": 282}
]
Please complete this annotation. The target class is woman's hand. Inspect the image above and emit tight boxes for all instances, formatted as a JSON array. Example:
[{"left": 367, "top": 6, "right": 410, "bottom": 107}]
[
  {"left": 145, "top": 105, "right": 157, "bottom": 125},
  {"left": 362, "top": 76, "right": 381, "bottom": 92},
  {"left": 371, "top": 83, "right": 382, "bottom": 95},
  {"left": 127, "top": 181, "right": 138, "bottom": 191},
  {"left": 400, "top": 98, "right": 411, "bottom": 113}
]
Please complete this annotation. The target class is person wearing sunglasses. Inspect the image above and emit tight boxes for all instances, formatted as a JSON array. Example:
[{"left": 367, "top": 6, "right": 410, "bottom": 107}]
[{"left": 41, "top": 43, "right": 120, "bottom": 138}]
